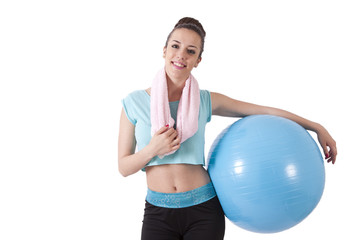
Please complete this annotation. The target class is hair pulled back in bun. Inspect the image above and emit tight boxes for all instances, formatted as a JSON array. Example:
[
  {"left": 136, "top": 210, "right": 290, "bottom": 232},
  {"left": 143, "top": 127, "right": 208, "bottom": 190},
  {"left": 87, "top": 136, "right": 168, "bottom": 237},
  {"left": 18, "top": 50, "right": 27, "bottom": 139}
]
[{"left": 165, "top": 17, "right": 206, "bottom": 58}]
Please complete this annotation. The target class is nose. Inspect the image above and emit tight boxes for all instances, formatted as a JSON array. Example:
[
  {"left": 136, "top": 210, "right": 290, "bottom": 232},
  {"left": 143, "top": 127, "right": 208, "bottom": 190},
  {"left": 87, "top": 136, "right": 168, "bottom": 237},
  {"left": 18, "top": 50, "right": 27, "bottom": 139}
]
[{"left": 177, "top": 48, "right": 187, "bottom": 60}]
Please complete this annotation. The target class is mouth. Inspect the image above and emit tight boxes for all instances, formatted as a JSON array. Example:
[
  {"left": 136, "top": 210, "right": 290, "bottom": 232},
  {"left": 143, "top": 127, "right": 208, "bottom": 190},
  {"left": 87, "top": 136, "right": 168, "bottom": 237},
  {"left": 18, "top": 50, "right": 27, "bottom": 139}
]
[{"left": 171, "top": 61, "right": 187, "bottom": 69}]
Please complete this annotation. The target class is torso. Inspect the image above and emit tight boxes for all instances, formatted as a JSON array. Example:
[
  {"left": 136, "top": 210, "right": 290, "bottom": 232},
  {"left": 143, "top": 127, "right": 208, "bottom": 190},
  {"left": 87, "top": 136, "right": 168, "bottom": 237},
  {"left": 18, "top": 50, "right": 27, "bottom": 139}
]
[
  {"left": 144, "top": 87, "right": 211, "bottom": 193},
  {"left": 146, "top": 164, "right": 211, "bottom": 193}
]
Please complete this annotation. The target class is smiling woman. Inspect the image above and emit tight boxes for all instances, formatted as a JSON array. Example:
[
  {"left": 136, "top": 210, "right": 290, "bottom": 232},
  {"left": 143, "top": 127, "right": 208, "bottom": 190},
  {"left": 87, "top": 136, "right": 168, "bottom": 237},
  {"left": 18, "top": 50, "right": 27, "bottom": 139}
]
[
  {"left": 118, "top": 16, "right": 337, "bottom": 240},
  {"left": 119, "top": 17, "right": 226, "bottom": 240}
]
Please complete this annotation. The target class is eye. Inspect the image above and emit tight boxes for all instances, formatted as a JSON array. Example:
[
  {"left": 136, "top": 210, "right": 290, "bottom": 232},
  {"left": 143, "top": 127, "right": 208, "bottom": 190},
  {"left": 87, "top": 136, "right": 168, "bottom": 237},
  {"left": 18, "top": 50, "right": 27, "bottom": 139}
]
[
  {"left": 187, "top": 49, "right": 196, "bottom": 55},
  {"left": 171, "top": 44, "right": 179, "bottom": 49}
]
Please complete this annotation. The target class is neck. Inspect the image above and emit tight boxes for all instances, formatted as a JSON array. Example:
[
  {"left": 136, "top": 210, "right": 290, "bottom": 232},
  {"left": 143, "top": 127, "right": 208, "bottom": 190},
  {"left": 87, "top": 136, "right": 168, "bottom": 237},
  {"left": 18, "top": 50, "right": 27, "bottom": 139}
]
[{"left": 166, "top": 75, "right": 187, "bottom": 102}]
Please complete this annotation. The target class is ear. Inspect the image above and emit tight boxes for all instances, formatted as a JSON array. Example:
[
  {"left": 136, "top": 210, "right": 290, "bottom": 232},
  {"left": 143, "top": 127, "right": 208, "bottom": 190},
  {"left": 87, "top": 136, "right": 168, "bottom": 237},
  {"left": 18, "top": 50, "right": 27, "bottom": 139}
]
[
  {"left": 163, "top": 46, "right": 167, "bottom": 58},
  {"left": 194, "top": 57, "right": 202, "bottom": 68}
]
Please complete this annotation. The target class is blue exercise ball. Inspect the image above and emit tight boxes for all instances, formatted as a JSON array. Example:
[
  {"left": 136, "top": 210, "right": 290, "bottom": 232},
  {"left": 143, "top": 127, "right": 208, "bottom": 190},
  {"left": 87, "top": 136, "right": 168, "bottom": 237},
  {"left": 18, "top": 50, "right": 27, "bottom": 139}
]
[{"left": 207, "top": 115, "right": 325, "bottom": 233}]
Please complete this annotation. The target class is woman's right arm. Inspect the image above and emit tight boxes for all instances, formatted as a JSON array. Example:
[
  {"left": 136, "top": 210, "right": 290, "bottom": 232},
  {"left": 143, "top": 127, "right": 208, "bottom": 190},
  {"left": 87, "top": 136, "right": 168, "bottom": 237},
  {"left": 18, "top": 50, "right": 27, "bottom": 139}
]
[{"left": 118, "top": 109, "right": 180, "bottom": 177}]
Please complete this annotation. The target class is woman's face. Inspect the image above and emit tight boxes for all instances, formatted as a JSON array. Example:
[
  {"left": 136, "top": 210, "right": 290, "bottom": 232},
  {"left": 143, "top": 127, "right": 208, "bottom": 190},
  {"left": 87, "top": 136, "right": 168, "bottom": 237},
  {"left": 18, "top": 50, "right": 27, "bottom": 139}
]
[{"left": 163, "top": 28, "right": 202, "bottom": 83}]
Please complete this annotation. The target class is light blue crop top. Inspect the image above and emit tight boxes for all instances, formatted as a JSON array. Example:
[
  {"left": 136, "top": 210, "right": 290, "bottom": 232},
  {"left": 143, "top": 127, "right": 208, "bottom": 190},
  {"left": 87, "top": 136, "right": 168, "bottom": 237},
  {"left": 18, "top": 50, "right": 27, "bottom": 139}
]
[{"left": 121, "top": 90, "right": 212, "bottom": 171}]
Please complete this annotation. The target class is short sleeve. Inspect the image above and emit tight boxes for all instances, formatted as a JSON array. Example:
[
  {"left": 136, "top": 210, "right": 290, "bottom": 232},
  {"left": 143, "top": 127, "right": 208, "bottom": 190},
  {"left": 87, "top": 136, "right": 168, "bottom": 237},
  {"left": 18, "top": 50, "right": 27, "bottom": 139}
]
[
  {"left": 121, "top": 96, "right": 136, "bottom": 125},
  {"left": 201, "top": 90, "right": 212, "bottom": 122}
]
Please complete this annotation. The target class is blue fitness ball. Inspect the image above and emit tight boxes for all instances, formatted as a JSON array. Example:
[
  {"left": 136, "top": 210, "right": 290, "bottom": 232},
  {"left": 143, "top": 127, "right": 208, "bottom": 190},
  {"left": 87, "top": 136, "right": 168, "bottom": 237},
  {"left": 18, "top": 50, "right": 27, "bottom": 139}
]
[{"left": 207, "top": 115, "right": 325, "bottom": 233}]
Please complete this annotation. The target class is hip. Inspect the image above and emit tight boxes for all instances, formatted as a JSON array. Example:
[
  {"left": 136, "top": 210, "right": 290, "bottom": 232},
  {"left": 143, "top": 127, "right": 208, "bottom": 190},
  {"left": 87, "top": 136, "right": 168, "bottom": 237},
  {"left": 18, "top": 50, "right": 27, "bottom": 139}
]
[{"left": 146, "top": 181, "right": 217, "bottom": 208}]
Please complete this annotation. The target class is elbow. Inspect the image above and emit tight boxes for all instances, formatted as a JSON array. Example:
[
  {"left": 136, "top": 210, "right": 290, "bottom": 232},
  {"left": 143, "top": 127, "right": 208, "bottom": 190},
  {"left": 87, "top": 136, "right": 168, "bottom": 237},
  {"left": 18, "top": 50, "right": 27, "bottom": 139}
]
[
  {"left": 118, "top": 160, "right": 131, "bottom": 177},
  {"left": 118, "top": 165, "right": 131, "bottom": 177},
  {"left": 119, "top": 169, "right": 131, "bottom": 178}
]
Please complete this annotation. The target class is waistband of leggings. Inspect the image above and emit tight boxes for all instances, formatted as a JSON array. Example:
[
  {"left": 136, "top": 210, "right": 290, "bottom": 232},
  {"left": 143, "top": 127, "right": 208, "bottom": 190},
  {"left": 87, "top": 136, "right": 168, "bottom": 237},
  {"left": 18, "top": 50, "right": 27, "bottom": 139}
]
[{"left": 146, "top": 182, "right": 216, "bottom": 208}]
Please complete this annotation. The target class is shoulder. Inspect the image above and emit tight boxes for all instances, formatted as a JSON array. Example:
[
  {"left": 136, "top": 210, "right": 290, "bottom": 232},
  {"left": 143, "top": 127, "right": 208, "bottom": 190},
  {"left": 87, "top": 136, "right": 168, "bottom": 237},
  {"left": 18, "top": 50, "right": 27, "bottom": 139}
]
[
  {"left": 125, "top": 89, "right": 148, "bottom": 99},
  {"left": 199, "top": 90, "right": 212, "bottom": 121},
  {"left": 200, "top": 89, "right": 211, "bottom": 101},
  {"left": 199, "top": 89, "right": 212, "bottom": 106},
  {"left": 122, "top": 89, "right": 150, "bottom": 107},
  {"left": 122, "top": 90, "right": 150, "bottom": 123},
  {"left": 123, "top": 90, "right": 149, "bottom": 105}
]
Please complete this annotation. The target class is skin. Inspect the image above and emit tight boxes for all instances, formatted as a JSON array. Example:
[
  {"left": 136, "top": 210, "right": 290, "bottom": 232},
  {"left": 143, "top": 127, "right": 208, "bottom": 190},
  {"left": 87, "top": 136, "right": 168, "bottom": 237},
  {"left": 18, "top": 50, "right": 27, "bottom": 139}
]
[{"left": 118, "top": 28, "right": 337, "bottom": 193}]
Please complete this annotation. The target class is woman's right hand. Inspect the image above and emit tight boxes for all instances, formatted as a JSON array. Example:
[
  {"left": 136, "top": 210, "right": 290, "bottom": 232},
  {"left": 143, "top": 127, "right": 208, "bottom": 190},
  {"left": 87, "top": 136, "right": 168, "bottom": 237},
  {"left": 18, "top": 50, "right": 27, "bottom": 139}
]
[
  {"left": 118, "top": 109, "right": 180, "bottom": 177},
  {"left": 148, "top": 126, "right": 181, "bottom": 157}
]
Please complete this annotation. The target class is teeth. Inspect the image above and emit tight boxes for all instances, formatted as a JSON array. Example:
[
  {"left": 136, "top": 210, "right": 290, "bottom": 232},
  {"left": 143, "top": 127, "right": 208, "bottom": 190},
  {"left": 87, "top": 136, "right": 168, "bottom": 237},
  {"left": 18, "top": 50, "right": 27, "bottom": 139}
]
[{"left": 173, "top": 62, "right": 185, "bottom": 67}]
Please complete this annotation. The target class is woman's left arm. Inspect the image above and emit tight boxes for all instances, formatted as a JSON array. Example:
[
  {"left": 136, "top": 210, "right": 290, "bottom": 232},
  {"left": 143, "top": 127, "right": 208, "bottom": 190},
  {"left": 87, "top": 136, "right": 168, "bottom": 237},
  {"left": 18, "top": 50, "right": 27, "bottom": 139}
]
[{"left": 211, "top": 92, "right": 337, "bottom": 164}]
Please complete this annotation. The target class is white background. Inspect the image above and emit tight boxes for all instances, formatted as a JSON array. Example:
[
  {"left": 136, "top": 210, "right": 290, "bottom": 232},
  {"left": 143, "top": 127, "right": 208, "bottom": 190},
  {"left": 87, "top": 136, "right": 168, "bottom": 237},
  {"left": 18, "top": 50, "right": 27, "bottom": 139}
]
[{"left": 1, "top": 0, "right": 359, "bottom": 239}]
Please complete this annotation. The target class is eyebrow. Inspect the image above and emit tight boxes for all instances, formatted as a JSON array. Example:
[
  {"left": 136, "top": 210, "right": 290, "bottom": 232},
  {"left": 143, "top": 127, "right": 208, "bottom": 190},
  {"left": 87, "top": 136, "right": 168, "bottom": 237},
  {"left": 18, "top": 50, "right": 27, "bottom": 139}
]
[{"left": 172, "top": 40, "right": 198, "bottom": 49}]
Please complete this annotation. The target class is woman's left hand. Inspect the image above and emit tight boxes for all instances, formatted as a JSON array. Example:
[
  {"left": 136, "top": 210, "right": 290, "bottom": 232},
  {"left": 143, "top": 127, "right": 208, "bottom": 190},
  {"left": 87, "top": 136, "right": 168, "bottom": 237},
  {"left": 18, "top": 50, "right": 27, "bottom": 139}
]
[{"left": 316, "top": 125, "right": 337, "bottom": 164}]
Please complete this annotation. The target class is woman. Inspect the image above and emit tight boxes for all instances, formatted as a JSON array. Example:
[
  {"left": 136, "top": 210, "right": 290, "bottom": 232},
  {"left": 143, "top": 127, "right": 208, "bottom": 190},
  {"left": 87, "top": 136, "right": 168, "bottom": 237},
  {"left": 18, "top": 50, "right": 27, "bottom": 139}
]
[{"left": 118, "top": 17, "right": 337, "bottom": 240}]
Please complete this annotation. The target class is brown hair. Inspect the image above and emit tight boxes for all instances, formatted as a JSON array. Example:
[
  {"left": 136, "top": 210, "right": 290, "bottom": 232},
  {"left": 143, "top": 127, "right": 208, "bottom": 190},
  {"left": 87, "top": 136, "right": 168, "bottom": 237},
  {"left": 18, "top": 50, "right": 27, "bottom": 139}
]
[{"left": 165, "top": 17, "right": 206, "bottom": 59}]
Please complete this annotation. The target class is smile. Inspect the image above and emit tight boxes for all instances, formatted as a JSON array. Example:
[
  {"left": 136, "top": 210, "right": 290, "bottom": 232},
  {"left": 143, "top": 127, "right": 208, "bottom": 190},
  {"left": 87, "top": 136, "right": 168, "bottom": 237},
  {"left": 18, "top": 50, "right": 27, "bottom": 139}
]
[{"left": 172, "top": 61, "right": 186, "bottom": 69}]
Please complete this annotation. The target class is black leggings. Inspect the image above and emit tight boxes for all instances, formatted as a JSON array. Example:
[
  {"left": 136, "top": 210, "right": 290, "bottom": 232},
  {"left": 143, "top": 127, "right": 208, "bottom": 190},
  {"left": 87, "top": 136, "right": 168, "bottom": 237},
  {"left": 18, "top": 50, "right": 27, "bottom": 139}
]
[{"left": 141, "top": 196, "right": 225, "bottom": 240}]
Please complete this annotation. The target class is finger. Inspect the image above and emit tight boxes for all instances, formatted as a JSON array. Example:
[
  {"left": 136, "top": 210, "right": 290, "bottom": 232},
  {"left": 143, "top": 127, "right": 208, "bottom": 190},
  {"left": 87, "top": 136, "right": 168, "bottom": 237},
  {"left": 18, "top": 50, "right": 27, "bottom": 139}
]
[
  {"left": 330, "top": 141, "right": 337, "bottom": 162},
  {"left": 161, "top": 127, "right": 177, "bottom": 139},
  {"left": 322, "top": 144, "right": 330, "bottom": 160},
  {"left": 330, "top": 149, "right": 337, "bottom": 164},
  {"left": 323, "top": 147, "right": 330, "bottom": 159},
  {"left": 325, "top": 154, "right": 336, "bottom": 164},
  {"left": 155, "top": 125, "right": 170, "bottom": 135},
  {"left": 171, "top": 143, "right": 181, "bottom": 151},
  {"left": 169, "top": 129, "right": 179, "bottom": 140},
  {"left": 327, "top": 143, "right": 337, "bottom": 163},
  {"left": 171, "top": 136, "right": 181, "bottom": 147}
]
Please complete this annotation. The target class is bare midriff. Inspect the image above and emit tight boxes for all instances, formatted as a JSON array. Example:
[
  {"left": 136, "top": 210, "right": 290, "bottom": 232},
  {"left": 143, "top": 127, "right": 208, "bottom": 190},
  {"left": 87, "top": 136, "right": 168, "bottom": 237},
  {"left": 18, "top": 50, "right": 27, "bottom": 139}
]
[{"left": 146, "top": 164, "right": 211, "bottom": 193}]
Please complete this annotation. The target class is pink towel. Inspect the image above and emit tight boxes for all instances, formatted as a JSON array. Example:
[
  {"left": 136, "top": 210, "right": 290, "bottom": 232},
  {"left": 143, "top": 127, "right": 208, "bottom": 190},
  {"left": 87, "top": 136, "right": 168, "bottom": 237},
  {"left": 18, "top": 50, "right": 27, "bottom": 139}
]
[{"left": 151, "top": 67, "right": 200, "bottom": 156}]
